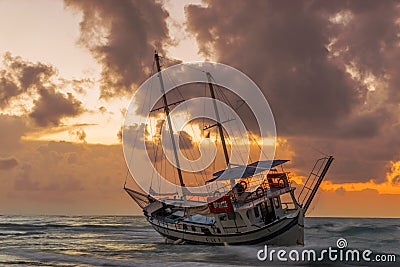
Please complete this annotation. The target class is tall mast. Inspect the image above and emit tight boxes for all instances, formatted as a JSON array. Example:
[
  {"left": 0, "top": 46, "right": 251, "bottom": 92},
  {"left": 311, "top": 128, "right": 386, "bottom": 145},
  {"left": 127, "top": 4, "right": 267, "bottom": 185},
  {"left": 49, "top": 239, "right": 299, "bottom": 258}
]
[
  {"left": 154, "top": 51, "right": 185, "bottom": 187},
  {"left": 206, "top": 72, "right": 230, "bottom": 167}
]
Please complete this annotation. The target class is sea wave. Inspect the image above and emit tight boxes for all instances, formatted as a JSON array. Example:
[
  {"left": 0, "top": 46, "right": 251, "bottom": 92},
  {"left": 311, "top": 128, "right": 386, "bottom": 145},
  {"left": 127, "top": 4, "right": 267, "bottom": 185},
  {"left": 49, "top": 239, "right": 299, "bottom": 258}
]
[{"left": 0, "top": 216, "right": 398, "bottom": 266}]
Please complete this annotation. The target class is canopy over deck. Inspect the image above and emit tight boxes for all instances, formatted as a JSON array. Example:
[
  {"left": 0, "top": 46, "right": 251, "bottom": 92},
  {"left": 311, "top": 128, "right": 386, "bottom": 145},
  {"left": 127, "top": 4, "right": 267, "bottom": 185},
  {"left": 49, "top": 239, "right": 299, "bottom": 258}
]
[{"left": 206, "top": 159, "right": 289, "bottom": 183}]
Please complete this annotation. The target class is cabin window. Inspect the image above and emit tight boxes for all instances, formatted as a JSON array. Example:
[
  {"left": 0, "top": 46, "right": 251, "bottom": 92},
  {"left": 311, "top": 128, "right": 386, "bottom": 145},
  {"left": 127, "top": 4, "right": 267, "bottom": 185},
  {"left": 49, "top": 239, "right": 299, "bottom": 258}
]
[
  {"left": 254, "top": 207, "right": 260, "bottom": 218},
  {"left": 273, "top": 197, "right": 280, "bottom": 208},
  {"left": 201, "top": 227, "right": 211, "bottom": 235},
  {"left": 183, "top": 224, "right": 188, "bottom": 230},
  {"left": 191, "top": 226, "right": 196, "bottom": 232}
]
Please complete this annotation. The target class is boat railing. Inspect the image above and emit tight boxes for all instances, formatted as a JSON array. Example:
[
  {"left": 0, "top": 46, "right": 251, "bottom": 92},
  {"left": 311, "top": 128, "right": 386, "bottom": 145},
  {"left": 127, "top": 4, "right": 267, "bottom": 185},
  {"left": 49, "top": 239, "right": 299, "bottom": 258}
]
[
  {"left": 152, "top": 215, "right": 223, "bottom": 235},
  {"left": 210, "top": 171, "right": 292, "bottom": 198},
  {"left": 222, "top": 225, "right": 248, "bottom": 234},
  {"left": 235, "top": 173, "right": 292, "bottom": 200},
  {"left": 151, "top": 216, "right": 179, "bottom": 231},
  {"left": 215, "top": 172, "right": 291, "bottom": 194}
]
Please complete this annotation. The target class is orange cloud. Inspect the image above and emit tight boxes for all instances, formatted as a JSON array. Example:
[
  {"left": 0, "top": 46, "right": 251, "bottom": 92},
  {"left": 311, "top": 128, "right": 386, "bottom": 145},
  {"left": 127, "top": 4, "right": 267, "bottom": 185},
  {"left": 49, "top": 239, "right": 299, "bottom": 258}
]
[
  {"left": 288, "top": 161, "right": 400, "bottom": 195},
  {"left": 320, "top": 161, "right": 400, "bottom": 194}
]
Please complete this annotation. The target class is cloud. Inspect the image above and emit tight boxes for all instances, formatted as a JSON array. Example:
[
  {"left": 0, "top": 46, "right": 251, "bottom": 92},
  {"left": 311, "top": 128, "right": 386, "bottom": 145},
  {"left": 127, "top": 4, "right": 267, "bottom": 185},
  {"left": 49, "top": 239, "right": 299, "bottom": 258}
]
[
  {"left": 0, "top": 140, "right": 136, "bottom": 215},
  {"left": 0, "top": 115, "right": 27, "bottom": 152},
  {"left": 0, "top": 53, "right": 87, "bottom": 128},
  {"left": 60, "top": 77, "right": 94, "bottom": 95},
  {"left": 185, "top": 0, "right": 400, "bottom": 183},
  {"left": 0, "top": 52, "right": 56, "bottom": 108},
  {"left": 186, "top": 1, "right": 362, "bottom": 136},
  {"left": 76, "top": 129, "right": 87, "bottom": 143},
  {"left": 0, "top": 157, "right": 18, "bottom": 171},
  {"left": 0, "top": 137, "right": 397, "bottom": 217},
  {"left": 0, "top": 76, "right": 20, "bottom": 109},
  {"left": 69, "top": 128, "right": 87, "bottom": 143},
  {"left": 98, "top": 106, "right": 107, "bottom": 113},
  {"left": 29, "top": 88, "right": 84, "bottom": 127},
  {"left": 64, "top": 0, "right": 172, "bottom": 98},
  {"left": 117, "top": 127, "right": 123, "bottom": 143},
  {"left": 178, "top": 130, "right": 195, "bottom": 150}
]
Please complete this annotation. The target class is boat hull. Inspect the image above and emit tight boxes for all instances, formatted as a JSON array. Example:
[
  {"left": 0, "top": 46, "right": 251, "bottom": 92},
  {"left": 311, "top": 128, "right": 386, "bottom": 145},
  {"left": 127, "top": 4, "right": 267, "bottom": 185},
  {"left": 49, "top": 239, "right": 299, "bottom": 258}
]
[{"left": 148, "top": 210, "right": 304, "bottom": 246}]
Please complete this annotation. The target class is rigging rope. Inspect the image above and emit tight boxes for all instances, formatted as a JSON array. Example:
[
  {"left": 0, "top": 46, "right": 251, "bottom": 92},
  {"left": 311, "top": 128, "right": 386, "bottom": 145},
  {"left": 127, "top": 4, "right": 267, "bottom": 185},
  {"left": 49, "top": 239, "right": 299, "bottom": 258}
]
[
  {"left": 124, "top": 59, "right": 156, "bottom": 188},
  {"left": 308, "top": 144, "right": 330, "bottom": 157},
  {"left": 163, "top": 70, "right": 208, "bottom": 187}
]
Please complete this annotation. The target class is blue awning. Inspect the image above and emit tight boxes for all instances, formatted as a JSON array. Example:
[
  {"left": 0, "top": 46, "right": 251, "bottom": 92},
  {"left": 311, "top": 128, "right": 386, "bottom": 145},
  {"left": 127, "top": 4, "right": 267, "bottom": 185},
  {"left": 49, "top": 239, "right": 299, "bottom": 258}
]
[{"left": 206, "top": 159, "right": 289, "bottom": 183}]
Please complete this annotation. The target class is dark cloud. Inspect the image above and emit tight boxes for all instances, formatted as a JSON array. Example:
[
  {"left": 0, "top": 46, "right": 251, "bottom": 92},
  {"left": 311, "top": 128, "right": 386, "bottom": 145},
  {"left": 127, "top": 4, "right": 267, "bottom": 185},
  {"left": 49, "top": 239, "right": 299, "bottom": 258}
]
[
  {"left": 76, "top": 129, "right": 87, "bottom": 143},
  {"left": 0, "top": 52, "right": 56, "bottom": 108},
  {"left": 178, "top": 130, "right": 194, "bottom": 150},
  {"left": 64, "top": 0, "right": 172, "bottom": 98},
  {"left": 60, "top": 77, "right": 94, "bottom": 95},
  {"left": 70, "top": 128, "right": 87, "bottom": 143},
  {"left": 186, "top": 1, "right": 361, "bottom": 137},
  {"left": 117, "top": 127, "right": 123, "bottom": 143},
  {"left": 0, "top": 157, "right": 18, "bottom": 171},
  {"left": 0, "top": 53, "right": 86, "bottom": 127},
  {"left": 185, "top": 0, "right": 400, "bottom": 183},
  {"left": 327, "top": 2, "right": 399, "bottom": 78},
  {"left": 0, "top": 77, "right": 20, "bottom": 109},
  {"left": 29, "top": 88, "right": 84, "bottom": 127}
]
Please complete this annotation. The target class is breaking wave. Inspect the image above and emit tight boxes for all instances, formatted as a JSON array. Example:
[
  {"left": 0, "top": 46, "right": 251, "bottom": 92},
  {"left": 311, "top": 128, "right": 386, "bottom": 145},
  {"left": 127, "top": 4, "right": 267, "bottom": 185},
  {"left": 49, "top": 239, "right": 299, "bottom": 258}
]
[{"left": 0, "top": 216, "right": 398, "bottom": 266}]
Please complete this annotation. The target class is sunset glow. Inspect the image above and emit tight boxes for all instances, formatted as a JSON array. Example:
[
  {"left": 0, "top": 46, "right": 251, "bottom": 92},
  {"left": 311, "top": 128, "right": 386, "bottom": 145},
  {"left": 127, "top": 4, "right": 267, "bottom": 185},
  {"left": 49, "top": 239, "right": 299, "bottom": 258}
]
[{"left": 1, "top": 0, "right": 399, "bottom": 218}]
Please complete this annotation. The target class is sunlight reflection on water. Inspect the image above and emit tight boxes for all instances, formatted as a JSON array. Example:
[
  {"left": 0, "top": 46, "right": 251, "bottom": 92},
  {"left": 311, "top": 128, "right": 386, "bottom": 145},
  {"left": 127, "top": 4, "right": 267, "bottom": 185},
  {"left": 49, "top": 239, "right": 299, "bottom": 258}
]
[{"left": 0, "top": 216, "right": 398, "bottom": 266}]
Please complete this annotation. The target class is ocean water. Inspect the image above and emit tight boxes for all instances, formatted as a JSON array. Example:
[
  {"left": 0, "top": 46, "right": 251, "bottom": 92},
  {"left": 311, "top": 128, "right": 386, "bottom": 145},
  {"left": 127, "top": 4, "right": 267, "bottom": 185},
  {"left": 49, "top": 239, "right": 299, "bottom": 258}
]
[{"left": 0, "top": 216, "right": 398, "bottom": 266}]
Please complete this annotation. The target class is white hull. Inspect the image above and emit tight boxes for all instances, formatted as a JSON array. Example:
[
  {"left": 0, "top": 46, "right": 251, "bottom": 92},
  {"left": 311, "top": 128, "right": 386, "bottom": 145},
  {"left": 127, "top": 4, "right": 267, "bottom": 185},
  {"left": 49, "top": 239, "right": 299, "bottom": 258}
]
[{"left": 148, "top": 209, "right": 304, "bottom": 246}]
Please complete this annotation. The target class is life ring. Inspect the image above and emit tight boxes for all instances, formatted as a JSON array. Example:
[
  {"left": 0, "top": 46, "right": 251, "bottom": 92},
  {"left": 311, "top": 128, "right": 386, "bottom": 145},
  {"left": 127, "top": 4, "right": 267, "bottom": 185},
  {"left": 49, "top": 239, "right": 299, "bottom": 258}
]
[
  {"left": 236, "top": 180, "right": 247, "bottom": 194},
  {"left": 262, "top": 180, "right": 269, "bottom": 189},
  {"left": 255, "top": 186, "right": 264, "bottom": 198},
  {"left": 278, "top": 178, "right": 286, "bottom": 188}
]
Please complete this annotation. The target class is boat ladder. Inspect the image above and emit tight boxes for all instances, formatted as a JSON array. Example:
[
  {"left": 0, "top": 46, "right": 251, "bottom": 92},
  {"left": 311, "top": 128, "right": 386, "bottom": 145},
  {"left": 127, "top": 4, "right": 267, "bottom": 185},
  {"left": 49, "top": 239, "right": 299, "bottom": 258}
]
[{"left": 297, "top": 156, "right": 334, "bottom": 213}]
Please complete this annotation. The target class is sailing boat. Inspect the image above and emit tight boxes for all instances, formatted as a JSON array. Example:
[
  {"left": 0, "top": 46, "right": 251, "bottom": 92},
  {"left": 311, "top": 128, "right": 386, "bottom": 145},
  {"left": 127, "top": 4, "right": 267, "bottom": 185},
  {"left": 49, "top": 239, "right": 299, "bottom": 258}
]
[{"left": 124, "top": 52, "right": 334, "bottom": 246}]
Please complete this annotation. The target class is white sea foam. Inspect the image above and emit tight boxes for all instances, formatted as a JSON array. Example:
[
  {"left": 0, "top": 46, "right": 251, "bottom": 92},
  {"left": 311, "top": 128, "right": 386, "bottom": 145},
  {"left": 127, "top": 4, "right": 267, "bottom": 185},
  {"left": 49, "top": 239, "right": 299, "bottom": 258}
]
[{"left": 0, "top": 216, "right": 398, "bottom": 266}]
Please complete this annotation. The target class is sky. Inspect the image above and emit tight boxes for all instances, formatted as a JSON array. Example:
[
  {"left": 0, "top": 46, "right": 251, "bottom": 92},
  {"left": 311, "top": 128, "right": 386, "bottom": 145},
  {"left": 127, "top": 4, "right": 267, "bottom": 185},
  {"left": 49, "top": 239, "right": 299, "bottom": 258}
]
[{"left": 0, "top": 0, "right": 399, "bottom": 217}]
